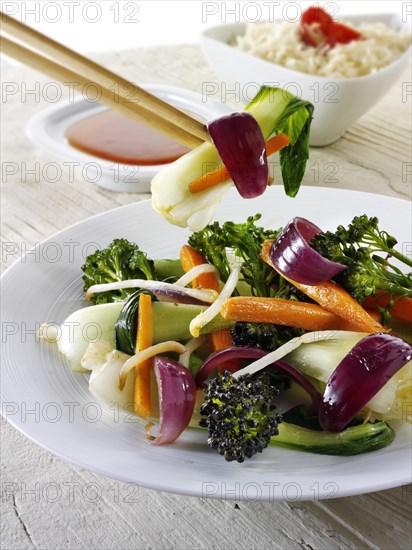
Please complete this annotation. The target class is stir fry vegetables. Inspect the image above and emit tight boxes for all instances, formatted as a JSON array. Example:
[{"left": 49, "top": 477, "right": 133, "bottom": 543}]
[
  {"left": 41, "top": 214, "right": 412, "bottom": 463},
  {"left": 151, "top": 86, "right": 313, "bottom": 231}
]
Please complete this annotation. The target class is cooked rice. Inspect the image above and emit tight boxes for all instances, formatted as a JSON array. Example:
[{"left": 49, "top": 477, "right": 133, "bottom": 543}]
[{"left": 233, "top": 21, "right": 411, "bottom": 78}]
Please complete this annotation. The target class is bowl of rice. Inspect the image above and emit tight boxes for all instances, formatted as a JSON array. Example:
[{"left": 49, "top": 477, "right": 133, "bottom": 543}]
[{"left": 201, "top": 12, "right": 411, "bottom": 146}]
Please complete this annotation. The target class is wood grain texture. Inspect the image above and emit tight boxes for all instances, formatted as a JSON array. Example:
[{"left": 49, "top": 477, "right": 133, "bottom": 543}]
[{"left": 1, "top": 44, "right": 411, "bottom": 550}]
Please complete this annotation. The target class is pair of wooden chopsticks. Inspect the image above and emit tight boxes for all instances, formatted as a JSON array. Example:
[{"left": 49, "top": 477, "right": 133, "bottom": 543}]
[{"left": 0, "top": 13, "right": 210, "bottom": 148}]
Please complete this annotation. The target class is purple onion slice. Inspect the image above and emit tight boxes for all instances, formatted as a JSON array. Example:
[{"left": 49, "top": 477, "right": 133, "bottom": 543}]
[
  {"left": 207, "top": 112, "right": 268, "bottom": 199},
  {"left": 320, "top": 333, "right": 412, "bottom": 432},
  {"left": 148, "top": 356, "right": 196, "bottom": 445},
  {"left": 270, "top": 217, "right": 347, "bottom": 285},
  {"left": 152, "top": 287, "right": 208, "bottom": 305},
  {"left": 196, "top": 346, "right": 266, "bottom": 388}
]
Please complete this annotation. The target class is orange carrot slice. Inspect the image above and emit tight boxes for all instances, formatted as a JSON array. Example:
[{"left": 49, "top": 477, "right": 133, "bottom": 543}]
[
  {"left": 363, "top": 292, "right": 412, "bottom": 324},
  {"left": 180, "top": 244, "right": 220, "bottom": 291},
  {"left": 261, "top": 240, "right": 385, "bottom": 334},
  {"left": 208, "top": 327, "right": 233, "bottom": 348},
  {"left": 208, "top": 329, "right": 240, "bottom": 373},
  {"left": 180, "top": 246, "right": 240, "bottom": 371},
  {"left": 134, "top": 293, "right": 153, "bottom": 419},
  {"left": 188, "top": 133, "right": 290, "bottom": 194},
  {"left": 221, "top": 296, "right": 381, "bottom": 332},
  {"left": 363, "top": 309, "right": 383, "bottom": 324}
]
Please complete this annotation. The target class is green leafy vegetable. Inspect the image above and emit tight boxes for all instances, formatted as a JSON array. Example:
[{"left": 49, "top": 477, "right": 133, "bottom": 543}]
[
  {"left": 278, "top": 104, "right": 313, "bottom": 197},
  {"left": 82, "top": 239, "right": 157, "bottom": 304},
  {"left": 272, "top": 420, "right": 395, "bottom": 455},
  {"left": 310, "top": 215, "right": 412, "bottom": 321},
  {"left": 115, "top": 290, "right": 156, "bottom": 355},
  {"left": 81, "top": 239, "right": 188, "bottom": 304},
  {"left": 246, "top": 88, "right": 314, "bottom": 198},
  {"left": 188, "top": 214, "right": 279, "bottom": 296},
  {"left": 153, "top": 259, "right": 185, "bottom": 281}
]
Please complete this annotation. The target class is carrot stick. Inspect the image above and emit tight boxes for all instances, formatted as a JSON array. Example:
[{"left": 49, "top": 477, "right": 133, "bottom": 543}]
[
  {"left": 188, "top": 133, "right": 291, "bottom": 194},
  {"left": 363, "top": 292, "right": 412, "bottom": 324},
  {"left": 208, "top": 328, "right": 241, "bottom": 373},
  {"left": 180, "top": 247, "right": 239, "bottom": 370},
  {"left": 261, "top": 240, "right": 386, "bottom": 334},
  {"left": 221, "top": 296, "right": 378, "bottom": 332},
  {"left": 363, "top": 308, "right": 383, "bottom": 324},
  {"left": 134, "top": 293, "right": 153, "bottom": 419},
  {"left": 180, "top": 244, "right": 220, "bottom": 291},
  {"left": 188, "top": 165, "right": 230, "bottom": 194},
  {"left": 265, "top": 133, "right": 291, "bottom": 155},
  {"left": 208, "top": 328, "right": 233, "bottom": 348}
]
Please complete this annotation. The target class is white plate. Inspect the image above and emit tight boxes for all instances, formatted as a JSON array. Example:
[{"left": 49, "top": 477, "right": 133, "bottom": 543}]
[
  {"left": 26, "top": 84, "right": 230, "bottom": 192},
  {"left": 1, "top": 187, "right": 411, "bottom": 501}
]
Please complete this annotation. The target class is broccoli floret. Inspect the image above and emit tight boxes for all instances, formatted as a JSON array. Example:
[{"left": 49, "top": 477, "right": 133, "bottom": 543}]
[
  {"left": 189, "top": 214, "right": 295, "bottom": 298},
  {"left": 82, "top": 239, "right": 156, "bottom": 304},
  {"left": 199, "top": 371, "right": 282, "bottom": 462},
  {"left": 311, "top": 215, "right": 412, "bottom": 322},
  {"left": 231, "top": 322, "right": 305, "bottom": 352}
]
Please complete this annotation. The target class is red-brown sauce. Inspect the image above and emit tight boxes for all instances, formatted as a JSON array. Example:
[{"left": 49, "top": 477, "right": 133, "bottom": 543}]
[{"left": 65, "top": 110, "right": 191, "bottom": 165}]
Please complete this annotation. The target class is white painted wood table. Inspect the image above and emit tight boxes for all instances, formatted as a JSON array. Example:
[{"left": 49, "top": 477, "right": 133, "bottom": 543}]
[{"left": 1, "top": 45, "right": 411, "bottom": 550}]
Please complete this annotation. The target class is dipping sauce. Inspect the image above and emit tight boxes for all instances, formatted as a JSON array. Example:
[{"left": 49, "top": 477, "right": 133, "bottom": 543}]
[{"left": 65, "top": 110, "right": 191, "bottom": 165}]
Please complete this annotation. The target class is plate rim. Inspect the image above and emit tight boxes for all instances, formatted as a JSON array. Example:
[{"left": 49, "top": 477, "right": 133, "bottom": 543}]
[{"left": 2, "top": 185, "right": 410, "bottom": 280}]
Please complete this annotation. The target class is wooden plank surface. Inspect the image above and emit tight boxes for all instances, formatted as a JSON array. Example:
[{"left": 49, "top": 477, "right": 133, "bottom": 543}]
[{"left": 1, "top": 44, "right": 411, "bottom": 550}]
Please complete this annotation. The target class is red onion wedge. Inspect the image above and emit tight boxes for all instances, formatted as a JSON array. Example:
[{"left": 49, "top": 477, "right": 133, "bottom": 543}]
[
  {"left": 270, "top": 217, "right": 347, "bottom": 285},
  {"left": 151, "top": 287, "right": 210, "bottom": 305},
  {"left": 196, "top": 346, "right": 264, "bottom": 388},
  {"left": 147, "top": 356, "right": 196, "bottom": 445},
  {"left": 320, "top": 333, "right": 412, "bottom": 432},
  {"left": 207, "top": 112, "right": 268, "bottom": 199},
  {"left": 195, "top": 346, "right": 321, "bottom": 413}
]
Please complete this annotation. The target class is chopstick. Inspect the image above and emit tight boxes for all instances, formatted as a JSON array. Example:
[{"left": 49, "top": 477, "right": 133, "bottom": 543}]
[
  {"left": 0, "top": 13, "right": 210, "bottom": 149},
  {"left": 0, "top": 35, "right": 204, "bottom": 149}
]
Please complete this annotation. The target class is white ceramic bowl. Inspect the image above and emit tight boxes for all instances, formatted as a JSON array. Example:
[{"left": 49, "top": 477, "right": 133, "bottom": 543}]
[
  {"left": 26, "top": 84, "right": 230, "bottom": 192},
  {"left": 201, "top": 13, "right": 411, "bottom": 146}
]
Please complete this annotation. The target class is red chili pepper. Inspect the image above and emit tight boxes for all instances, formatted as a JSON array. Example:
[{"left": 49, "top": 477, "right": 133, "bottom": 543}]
[
  {"left": 301, "top": 6, "right": 333, "bottom": 27},
  {"left": 326, "top": 22, "right": 362, "bottom": 47},
  {"left": 300, "top": 6, "right": 362, "bottom": 48}
]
